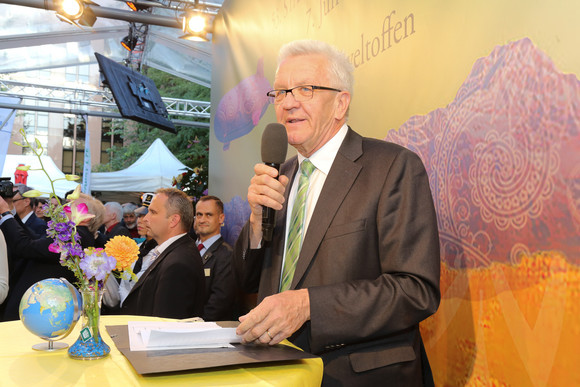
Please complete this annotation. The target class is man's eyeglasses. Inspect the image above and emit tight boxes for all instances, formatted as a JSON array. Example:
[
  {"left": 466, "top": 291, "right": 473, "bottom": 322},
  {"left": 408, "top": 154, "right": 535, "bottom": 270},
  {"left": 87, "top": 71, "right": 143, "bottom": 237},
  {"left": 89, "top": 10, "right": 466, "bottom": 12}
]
[
  {"left": 12, "top": 197, "right": 25, "bottom": 202},
  {"left": 266, "top": 85, "right": 342, "bottom": 104}
]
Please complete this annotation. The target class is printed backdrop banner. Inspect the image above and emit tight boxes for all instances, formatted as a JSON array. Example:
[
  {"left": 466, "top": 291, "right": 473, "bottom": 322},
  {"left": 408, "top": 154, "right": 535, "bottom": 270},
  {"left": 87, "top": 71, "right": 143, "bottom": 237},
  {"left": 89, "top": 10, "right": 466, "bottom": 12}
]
[{"left": 210, "top": 1, "right": 580, "bottom": 385}]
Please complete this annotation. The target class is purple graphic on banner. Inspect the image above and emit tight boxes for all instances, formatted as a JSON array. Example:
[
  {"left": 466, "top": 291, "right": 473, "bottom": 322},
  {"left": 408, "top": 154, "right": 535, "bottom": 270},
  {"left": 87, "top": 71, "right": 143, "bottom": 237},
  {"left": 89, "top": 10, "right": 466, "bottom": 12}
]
[
  {"left": 214, "top": 58, "right": 271, "bottom": 150},
  {"left": 221, "top": 195, "right": 251, "bottom": 247},
  {"left": 385, "top": 38, "right": 580, "bottom": 267}
]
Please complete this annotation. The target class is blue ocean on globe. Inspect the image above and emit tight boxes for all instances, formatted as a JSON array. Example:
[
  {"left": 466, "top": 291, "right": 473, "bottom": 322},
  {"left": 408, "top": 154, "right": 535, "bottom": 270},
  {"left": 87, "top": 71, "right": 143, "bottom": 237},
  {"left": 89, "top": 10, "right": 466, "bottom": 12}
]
[{"left": 19, "top": 278, "right": 81, "bottom": 340}]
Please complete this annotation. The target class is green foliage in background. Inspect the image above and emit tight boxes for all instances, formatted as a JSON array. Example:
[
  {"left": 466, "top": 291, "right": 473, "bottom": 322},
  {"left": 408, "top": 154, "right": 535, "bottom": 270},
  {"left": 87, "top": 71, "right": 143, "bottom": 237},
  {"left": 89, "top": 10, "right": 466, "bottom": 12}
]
[{"left": 93, "top": 67, "right": 209, "bottom": 200}]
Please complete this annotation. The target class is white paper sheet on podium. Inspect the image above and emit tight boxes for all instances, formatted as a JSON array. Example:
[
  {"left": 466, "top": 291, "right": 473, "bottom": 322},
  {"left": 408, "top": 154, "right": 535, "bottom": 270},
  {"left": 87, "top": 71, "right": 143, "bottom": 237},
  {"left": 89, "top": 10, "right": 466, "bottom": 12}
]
[{"left": 128, "top": 321, "right": 243, "bottom": 351}]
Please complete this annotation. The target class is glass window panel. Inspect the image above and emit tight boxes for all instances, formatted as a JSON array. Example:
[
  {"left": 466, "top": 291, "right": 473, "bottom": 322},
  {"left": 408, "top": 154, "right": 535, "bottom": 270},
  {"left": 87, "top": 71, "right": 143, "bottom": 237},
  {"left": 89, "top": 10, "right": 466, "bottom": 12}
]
[{"left": 37, "top": 114, "right": 48, "bottom": 128}]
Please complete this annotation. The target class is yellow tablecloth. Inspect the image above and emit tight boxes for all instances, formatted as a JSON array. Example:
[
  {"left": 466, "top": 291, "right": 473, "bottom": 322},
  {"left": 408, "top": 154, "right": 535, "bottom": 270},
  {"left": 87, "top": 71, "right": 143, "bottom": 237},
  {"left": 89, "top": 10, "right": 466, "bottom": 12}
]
[{"left": 0, "top": 315, "right": 323, "bottom": 386}]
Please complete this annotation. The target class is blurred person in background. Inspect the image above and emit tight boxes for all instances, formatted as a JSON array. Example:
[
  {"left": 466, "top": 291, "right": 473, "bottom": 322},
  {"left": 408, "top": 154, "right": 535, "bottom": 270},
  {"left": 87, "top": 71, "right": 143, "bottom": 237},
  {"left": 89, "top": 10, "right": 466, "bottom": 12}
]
[
  {"left": 12, "top": 185, "right": 47, "bottom": 239},
  {"left": 102, "top": 202, "right": 131, "bottom": 242},
  {"left": 0, "top": 229, "right": 8, "bottom": 305},
  {"left": 0, "top": 192, "right": 106, "bottom": 321},
  {"left": 103, "top": 198, "right": 158, "bottom": 313},
  {"left": 33, "top": 198, "right": 48, "bottom": 221},
  {"left": 122, "top": 202, "right": 140, "bottom": 239}
]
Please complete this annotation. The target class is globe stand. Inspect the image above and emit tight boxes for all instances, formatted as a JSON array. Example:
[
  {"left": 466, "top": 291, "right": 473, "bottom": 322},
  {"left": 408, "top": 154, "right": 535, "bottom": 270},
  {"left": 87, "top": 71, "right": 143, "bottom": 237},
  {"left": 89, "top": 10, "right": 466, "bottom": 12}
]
[{"left": 32, "top": 340, "right": 69, "bottom": 351}]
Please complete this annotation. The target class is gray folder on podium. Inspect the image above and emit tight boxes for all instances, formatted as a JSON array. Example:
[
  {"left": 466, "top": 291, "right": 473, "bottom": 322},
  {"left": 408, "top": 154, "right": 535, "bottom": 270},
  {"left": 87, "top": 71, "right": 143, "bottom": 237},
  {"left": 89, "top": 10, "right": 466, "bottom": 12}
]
[{"left": 105, "top": 323, "right": 319, "bottom": 375}]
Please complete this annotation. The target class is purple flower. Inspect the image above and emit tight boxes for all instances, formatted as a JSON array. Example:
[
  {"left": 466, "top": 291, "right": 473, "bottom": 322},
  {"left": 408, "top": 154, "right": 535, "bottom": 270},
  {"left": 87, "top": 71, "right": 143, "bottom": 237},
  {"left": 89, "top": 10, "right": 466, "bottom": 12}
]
[
  {"left": 54, "top": 222, "right": 70, "bottom": 233},
  {"left": 68, "top": 243, "right": 85, "bottom": 258},
  {"left": 80, "top": 248, "right": 116, "bottom": 281}
]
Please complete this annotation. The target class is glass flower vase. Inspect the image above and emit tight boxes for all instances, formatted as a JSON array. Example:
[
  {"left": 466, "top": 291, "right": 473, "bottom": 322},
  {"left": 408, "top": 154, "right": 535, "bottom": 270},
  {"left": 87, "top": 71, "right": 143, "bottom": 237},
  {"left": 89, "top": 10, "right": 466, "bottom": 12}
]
[{"left": 68, "top": 287, "right": 110, "bottom": 360}]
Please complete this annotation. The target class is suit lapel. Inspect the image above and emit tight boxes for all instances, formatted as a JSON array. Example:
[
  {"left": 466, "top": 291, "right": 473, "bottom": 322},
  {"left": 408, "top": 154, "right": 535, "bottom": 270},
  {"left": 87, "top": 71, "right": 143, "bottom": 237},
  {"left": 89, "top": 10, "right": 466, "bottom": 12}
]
[
  {"left": 127, "top": 235, "right": 185, "bottom": 297},
  {"left": 291, "top": 128, "right": 363, "bottom": 289},
  {"left": 202, "top": 237, "right": 223, "bottom": 263}
]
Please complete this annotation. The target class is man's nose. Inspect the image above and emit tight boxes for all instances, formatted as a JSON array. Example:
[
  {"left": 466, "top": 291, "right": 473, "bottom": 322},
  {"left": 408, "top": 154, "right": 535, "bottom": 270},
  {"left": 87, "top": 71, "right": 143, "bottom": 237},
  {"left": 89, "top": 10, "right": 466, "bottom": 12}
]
[{"left": 280, "top": 91, "right": 300, "bottom": 108}]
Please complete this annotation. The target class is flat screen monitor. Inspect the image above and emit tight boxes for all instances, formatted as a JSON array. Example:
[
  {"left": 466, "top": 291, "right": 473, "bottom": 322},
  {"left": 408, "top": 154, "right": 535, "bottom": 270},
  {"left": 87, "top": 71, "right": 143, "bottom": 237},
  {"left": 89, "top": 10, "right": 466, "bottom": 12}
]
[{"left": 95, "top": 53, "right": 176, "bottom": 133}]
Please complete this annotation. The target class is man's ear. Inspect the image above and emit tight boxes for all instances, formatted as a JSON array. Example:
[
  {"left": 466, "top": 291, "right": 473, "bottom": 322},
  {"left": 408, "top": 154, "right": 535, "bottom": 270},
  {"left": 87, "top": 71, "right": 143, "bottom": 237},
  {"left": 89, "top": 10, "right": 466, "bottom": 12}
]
[
  {"left": 334, "top": 91, "right": 351, "bottom": 121},
  {"left": 219, "top": 212, "right": 225, "bottom": 226},
  {"left": 168, "top": 213, "right": 182, "bottom": 229}
]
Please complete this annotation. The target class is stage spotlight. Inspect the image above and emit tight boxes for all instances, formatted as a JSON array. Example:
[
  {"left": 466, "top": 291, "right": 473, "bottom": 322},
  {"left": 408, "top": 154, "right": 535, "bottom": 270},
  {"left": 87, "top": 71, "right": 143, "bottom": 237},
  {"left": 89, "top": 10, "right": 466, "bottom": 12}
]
[
  {"left": 56, "top": 0, "right": 98, "bottom": 27},
  {"left": 180, "top": 9, "right": 210, "bottom": 41},
  {"left": 125, "top": 1, "right": 149, "bottom": 11},
  {"left": 121, "top": 35, "right": 137, "bottom": 51},
  {"left": 184, "top": 12, "right": 206, "bottom": 33},
  {"left": 56, "top": 0, "right": 83, "bottom": 21},
  {"left": 125, "top": 1, "right": 138, "bottom": 11}
]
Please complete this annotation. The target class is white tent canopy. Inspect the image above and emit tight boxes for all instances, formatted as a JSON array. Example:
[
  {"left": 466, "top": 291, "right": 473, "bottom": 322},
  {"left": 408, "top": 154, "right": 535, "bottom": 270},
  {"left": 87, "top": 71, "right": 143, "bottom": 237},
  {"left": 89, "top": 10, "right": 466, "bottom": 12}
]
[
  {"left": 1, "top": 154, "right": 79, "bottom": 198},
  {"left": 90, "top": 138, "right": 188, "bottom": 193}
]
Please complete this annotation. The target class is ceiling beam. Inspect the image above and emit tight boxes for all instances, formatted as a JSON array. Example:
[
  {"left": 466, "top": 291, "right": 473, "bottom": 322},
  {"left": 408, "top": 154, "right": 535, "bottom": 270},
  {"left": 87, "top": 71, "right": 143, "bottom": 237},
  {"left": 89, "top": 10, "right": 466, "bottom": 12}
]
[
  {"left": 0, "top": 26, "right": 128, "bottom": 50},
  {"left": 0, "top": 0, "right": 183, "bottom": 29}
]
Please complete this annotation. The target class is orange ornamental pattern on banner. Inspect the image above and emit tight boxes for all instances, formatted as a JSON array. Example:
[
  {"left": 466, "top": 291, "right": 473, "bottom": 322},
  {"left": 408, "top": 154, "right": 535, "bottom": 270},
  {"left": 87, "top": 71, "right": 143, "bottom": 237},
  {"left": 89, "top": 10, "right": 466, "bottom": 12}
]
[{"left": 348, "top": 10, "right": 416, "bottom": 69}]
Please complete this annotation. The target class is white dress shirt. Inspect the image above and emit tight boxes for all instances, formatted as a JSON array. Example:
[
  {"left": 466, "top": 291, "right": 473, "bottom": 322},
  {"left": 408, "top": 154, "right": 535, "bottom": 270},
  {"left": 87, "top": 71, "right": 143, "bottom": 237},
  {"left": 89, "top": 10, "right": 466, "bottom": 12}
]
[{"left": 280, "top": 124, "right": 349, "bottom": 279}]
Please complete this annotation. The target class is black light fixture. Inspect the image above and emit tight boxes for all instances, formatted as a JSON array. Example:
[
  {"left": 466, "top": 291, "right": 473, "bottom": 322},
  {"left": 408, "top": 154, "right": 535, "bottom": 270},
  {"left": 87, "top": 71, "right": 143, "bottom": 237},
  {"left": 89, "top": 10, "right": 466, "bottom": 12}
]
[
  {"left": 55, "top": 0, "right": 98, "bottom": 27},
  {"left": 121, "top": 34, "right": 137, "bottom": 51}
]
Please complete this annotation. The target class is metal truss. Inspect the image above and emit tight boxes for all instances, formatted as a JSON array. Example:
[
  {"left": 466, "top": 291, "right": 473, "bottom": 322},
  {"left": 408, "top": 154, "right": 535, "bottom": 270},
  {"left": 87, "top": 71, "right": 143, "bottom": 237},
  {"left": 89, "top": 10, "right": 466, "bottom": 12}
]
[{"left": 0, "top": 79, "right": 210, "bottom": 127}]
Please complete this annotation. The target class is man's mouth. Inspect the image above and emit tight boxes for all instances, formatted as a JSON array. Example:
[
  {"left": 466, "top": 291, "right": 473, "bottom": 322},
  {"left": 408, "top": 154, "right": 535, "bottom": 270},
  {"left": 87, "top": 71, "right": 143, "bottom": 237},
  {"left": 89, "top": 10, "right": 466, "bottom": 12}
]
[{"left": 287, "top": 118, "right": 303, "bottom": 124}]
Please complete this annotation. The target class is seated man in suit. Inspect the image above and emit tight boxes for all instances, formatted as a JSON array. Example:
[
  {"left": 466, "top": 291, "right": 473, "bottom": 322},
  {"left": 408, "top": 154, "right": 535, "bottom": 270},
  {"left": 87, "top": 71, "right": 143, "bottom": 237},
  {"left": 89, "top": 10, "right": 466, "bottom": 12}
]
[
  {"left": 12, "top": 185, "right": 47, "bottom": 239},
  {"left": 194, "top": 195, "right": 236, "bottom": 321},
  {"left": 121, "top": 188, "right": 205, "bottom": 319},
  {"left": 233, "top": 40, "right": 441, "bottom": 386}
]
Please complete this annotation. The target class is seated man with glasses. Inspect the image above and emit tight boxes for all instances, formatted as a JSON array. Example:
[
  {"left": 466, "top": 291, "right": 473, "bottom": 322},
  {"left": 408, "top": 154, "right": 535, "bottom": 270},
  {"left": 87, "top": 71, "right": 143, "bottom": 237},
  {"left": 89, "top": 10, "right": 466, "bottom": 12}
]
[{"left": 234, "top": 39, "right": 440, "bottom": 386}]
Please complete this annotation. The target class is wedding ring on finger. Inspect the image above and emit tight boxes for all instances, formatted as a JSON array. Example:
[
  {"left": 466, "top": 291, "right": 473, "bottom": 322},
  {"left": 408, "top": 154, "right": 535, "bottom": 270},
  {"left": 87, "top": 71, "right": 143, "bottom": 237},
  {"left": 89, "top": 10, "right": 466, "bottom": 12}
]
[{"left": 266, "top": 330, "right": 273, "bottom": 339}]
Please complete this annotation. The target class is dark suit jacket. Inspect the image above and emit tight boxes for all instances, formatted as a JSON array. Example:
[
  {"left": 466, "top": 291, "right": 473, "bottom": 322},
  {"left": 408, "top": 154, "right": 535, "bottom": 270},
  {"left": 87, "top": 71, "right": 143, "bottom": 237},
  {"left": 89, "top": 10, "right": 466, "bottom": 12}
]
[
  {"left": 105, "top": 222, "right": 132, "bottom": 240},
  {"left": 234, "top": 128, "right": 441, "bottom": 386},
  {"left": 23, "top": 212, "right": 47, "bottom": 239},
  {"left": 121, "top": 234, "right": 205, "bottom": 319},
  {"left": 0, "top": 218, "right": 94, "bottom": 321},
  {"left": 201, "top": 236, "right": 236, "bottom": 321}
]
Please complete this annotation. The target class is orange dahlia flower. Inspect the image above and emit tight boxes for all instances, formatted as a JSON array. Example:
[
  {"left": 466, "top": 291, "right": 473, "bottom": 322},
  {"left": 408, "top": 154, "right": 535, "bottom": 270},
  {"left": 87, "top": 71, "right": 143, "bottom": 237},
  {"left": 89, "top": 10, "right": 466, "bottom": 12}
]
[{"left": 104, "top": 235, "right": 140, "bottom": 271}]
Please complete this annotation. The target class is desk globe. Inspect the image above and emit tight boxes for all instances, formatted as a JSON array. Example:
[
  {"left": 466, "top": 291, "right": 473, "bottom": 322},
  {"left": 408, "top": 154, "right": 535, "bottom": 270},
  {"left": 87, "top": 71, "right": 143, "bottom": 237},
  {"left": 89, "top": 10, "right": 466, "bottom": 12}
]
[{"left": 19, "top": 278, "right": 82, "bottom": 351}]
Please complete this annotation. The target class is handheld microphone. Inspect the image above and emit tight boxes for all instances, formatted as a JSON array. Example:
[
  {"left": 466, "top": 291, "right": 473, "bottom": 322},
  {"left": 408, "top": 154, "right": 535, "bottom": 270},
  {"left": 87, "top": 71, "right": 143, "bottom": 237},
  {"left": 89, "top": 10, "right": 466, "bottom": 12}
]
[{"left": 261, "top": 123, "right": 288, "bottom": 242}]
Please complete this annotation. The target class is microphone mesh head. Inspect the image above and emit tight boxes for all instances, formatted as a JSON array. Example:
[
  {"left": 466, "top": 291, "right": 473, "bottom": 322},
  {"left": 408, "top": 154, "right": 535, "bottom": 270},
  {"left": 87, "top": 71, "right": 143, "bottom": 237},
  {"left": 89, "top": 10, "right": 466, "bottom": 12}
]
[{"left": 261, "top": 123, "right": 288, "bottom": 164}]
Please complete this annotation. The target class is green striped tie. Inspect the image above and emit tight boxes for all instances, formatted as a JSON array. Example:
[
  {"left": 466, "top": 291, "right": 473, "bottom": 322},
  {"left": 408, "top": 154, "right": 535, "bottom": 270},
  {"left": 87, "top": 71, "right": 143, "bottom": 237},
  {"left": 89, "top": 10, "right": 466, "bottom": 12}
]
[{"left": 280, "top": 159, "right": 316, "bottom": 292}]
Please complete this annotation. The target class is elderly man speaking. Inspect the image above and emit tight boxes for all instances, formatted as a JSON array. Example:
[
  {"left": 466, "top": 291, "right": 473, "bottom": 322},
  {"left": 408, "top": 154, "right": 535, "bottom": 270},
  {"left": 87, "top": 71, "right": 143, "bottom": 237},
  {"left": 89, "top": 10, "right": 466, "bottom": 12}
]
[{"left": 233, "top": 40, "right": 441, "bottom": 386}]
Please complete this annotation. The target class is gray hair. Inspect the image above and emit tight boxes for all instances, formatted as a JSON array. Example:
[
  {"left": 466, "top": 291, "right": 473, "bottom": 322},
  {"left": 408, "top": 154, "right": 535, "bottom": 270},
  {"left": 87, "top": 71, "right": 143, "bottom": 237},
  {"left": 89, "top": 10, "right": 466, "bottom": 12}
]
[
  {"left": 104, "top": 202, "right": 123, "bottom": 222},
  {"left": 122, "top": 202, "right": 138, "bottom": 215},
  {"left": 15, "top": 184, "right": 34, "bottom": 195},
  {"left": 15, "top": 184, "right": 36, "bottom": 207},
  {"left": 277, "top": 39, "right": 354, "bottom": 96},
  {"left": 156, "top": 188, "right": 194, "bottom": 233}
]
